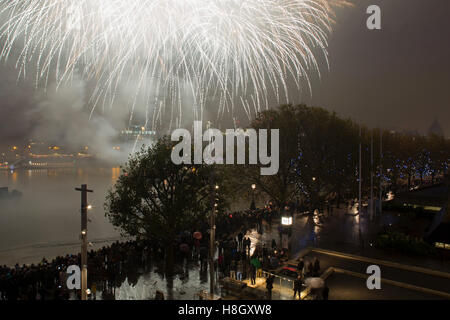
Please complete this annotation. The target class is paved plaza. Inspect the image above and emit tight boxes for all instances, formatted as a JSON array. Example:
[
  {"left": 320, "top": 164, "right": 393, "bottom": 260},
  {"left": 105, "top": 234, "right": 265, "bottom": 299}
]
[{"left": 239, "top": 208, "right": 450, "bottom": 300}]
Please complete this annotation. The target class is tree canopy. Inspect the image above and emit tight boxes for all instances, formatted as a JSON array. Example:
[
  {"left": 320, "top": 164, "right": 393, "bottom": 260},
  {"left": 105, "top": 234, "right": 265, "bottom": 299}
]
[{"left": 105, "top": 137, "right": 226, "bottom": 269}]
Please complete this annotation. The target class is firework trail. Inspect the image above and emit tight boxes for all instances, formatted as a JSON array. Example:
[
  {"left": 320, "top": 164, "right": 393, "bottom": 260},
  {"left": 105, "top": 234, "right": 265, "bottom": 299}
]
[{"left": 0, "top": 0, "right": 348, "bottom": 130}]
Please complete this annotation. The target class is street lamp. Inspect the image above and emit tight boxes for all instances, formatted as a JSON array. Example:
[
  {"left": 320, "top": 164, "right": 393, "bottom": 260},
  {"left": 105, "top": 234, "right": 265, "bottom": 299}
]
[
  {"left": 281, "top": 216, "right": 293, "bottom": 226},
  {"left": 207, "top": 176, "right": 218, "bottom": 297},
  {"left": 280, "top": 211, "right": 293, "bottom": 252},
  {"left": 75, "top": 184, "right": 93, "bottom": 301},
  {"left": 250, "top": 184, "right": 256, "bottom": 210}
]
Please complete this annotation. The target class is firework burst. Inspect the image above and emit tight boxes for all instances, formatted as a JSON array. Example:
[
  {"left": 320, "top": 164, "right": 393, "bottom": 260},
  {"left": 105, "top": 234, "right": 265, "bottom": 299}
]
[{"left": 0, "top": 0, "right": 347, "bottom": 129}]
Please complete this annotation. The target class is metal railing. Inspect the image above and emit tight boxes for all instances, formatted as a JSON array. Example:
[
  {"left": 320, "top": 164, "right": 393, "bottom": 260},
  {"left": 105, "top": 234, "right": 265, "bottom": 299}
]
[{"left": 261, "top": 270, "right": 297, "bottom": 300}]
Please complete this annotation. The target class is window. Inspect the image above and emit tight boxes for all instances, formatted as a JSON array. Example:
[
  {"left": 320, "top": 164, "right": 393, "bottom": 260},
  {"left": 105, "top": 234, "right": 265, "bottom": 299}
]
[{"left": 435, "top": 242, "right": 450, "bottom": 250}]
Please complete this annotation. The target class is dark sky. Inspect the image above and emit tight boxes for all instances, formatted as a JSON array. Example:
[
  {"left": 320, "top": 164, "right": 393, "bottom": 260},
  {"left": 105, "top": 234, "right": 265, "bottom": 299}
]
[
  {"left": 0, "top": 0, "right": 449, "bottom": 146},
  {"left": 304, "top": 0, "right": 450, "bottom": 136}
]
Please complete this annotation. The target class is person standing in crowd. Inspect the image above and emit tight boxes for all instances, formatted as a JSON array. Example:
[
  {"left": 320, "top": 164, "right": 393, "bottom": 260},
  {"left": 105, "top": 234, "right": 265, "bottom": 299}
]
[
  {"left": 262, "top": 243, "right": 268, "bottom": 260},
  {"left": 313, "top": 257, "right": 321, "bottom": 276},
  {"left": 91, "top": 283, "right": 97, "bottom": 300},
  {"left": 193, "top": 237, "right": 200, "bottom": 260},
  {"left": 250, "top": 264, "right": 256, "bottom": 285},
  {"left": 232, "top": 238, "right": 238, "bottom": 253},
  {"left": 307, "top": 262, "right": 314, "bottom": 277},
  {"left": 245, "top": 237, "right": 251, "bottom": 256},
  {"left": 297, "top": 258, "right": 304, "bottom": 273},
  {"left": 218, "top": 253, "right": 224, "bottom": 276},
  {"left": 323, "top": 285, "right": 329, "bottom": 300},
  {"left": 236, "top": 260, "right": 243, "bottom": 281},
  {"left": 266, "top": 275, "right": 274, "bottom": 300},
  {"left": 293, "top": 275, "right": 302, "bottom": 300},
  {"left": 237, "top": 232, "right": 244, "bottom": 252},
  {"left": 230, "top": 259, "right": 236, "bottom": 280},
  {"left": 199, "top": 246, "right": 208, "bottom": 271},
  {"left": 256, "top": 257, "right": 263, "bottom": 278}
]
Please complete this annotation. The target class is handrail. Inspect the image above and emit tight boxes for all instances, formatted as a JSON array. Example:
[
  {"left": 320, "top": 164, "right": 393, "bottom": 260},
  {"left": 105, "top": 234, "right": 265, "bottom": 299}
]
[{"left": 261, "top": 270, "right": 295, "bottom": 289}]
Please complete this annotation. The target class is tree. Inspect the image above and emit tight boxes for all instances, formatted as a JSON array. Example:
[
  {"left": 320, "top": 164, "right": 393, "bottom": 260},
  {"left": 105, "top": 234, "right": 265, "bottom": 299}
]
[
  {"left": 104, "top": 137, "right": 224, "bottom": 273},
  {"left": 428, "top": 133, "right": 449, "bottom": 182},
  {"left": 227, "top": 104, "right": 361, "bottom": 210},
  {"left": 225, "top": 104, "right": 449, "bottom": 210},
  {"left": 226, "top": 104, "right": 301, "bottom": 209}
]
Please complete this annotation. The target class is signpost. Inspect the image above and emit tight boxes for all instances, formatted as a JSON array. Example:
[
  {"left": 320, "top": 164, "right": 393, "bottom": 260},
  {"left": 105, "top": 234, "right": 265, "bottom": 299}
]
[{"left": 75, "top": 184, "right": 93, "bottom": 300}]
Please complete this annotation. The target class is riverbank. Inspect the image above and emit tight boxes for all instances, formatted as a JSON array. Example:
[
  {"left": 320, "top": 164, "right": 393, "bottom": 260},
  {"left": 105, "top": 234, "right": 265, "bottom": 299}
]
[{"left": 0, "top": 237, "right": 126, "bottom": 267}]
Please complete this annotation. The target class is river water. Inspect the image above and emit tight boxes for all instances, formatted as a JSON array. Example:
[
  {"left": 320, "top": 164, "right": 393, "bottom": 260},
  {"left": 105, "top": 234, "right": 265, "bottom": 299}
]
[{"left": 0, "top": 167, "right": 123, "bottom": 266}]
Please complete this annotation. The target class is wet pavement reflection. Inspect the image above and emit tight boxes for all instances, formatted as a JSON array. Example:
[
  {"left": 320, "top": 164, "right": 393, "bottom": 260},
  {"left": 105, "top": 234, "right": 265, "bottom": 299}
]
[{"left": 94, "top": 207, "right": 380, "bottom": 300}]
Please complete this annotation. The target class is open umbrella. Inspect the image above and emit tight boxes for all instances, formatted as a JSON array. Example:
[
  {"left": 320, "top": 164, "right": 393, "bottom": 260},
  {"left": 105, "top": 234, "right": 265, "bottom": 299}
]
[
  {"left": 193, "top": 231, "right": 202, "bottom": 240},
  {"left": 305, "top": 277, "right": 324, "bottom": 289},
  {"left": 282, "top": 266, "right": 297, "bottom": 273}
]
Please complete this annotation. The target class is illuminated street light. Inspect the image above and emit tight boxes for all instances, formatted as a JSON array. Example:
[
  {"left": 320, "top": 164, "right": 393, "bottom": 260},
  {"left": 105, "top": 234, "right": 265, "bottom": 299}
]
[
  {"left": 250, "top": 184, "right": 256, "bottom": 210},
  {"left": 281, "top": 216, "right": 293, "bottom": 226}
]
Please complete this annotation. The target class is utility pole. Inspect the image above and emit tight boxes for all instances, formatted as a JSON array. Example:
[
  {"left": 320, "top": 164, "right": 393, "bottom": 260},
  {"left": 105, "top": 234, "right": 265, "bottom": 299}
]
[
  {"left": 210, "top": 181, "right": 218, "bottom": 296},
  {"left": 379, "top": 129, "right": 383, "bottom": 217},
  {"left": 359, "top": 126, "right": 362, "bottom": 217},
  {"left": 370, "top": 130, "right": 374, "bottom": 222},
  {"left": 75, "top": 184, "right": 93, "bottom": 301},
  {"left": 358, "top": 126, "right": 363, "bottom": 248},
  {"left": 206, "top": 119, "right": 216, "bottom": 297}
]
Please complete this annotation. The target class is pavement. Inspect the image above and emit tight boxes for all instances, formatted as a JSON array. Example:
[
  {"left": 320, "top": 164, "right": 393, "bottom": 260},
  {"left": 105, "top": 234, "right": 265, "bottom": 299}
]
[
  {"left": 301, "top": 250, "right": 450, "bottom": 294},
  {"left": 242, "top": 276, "right": 304, "bottom": 300},
  {"left": 63, "top": 206, "right": 450, "bottom": 300},
  {"left": 241, "top": 207, "right": 450, "bottom": 300},
  {"left": 246, "top": 207, "right": 450, "bottom": 272},
  {"left": 326, "top": 273, "right": 446, "bottom": 300}
]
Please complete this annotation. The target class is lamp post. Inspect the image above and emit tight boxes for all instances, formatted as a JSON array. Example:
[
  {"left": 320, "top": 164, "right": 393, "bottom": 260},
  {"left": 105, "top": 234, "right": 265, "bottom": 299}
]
[
  {"left": 281, "top": 206, "right": 293, "bottom": 250},
  {"left": 209, "top": 182, "right": 219, "bottom": 296},
  {"left": 251, "top": 184, "right": 256, "bottom": 210},
  {"left": 281, "top": 216, "right": 293, "bottom": 227},
  {"left": 75, "top": 184, "right": 93, "bottom": 301}
]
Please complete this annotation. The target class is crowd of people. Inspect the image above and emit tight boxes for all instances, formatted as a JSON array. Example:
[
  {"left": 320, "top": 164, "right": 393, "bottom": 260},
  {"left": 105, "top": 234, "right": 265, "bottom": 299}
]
[
  {"left": 1, "top": 202, "right": 330, "bottom": 300},
  {"left": 0, "top": 240, "right": 157, "bottom": 300},
  {"left": 0, "top": 206, "right": 284, "bottom": 300}
]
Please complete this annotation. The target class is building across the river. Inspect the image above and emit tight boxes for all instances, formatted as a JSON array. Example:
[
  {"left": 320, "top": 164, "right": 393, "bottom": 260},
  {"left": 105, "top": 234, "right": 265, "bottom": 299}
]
[{"left": 120, "top": 125, "right": 157, "bottom": 143}]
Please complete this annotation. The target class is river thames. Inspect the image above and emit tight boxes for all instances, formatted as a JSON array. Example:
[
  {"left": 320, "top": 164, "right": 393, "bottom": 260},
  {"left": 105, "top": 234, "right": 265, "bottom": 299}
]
[{"left": 0, "top": 167, "right": 124, "bottom": 266}]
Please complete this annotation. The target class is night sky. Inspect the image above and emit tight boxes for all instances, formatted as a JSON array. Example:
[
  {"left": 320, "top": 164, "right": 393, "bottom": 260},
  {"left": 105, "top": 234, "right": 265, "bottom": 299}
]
[
  {"left": 0, "top": 0, "right": 449, "bottom": 146},
  {"left": 305, "top": 0, "right": 450, "bottom": 136}
]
